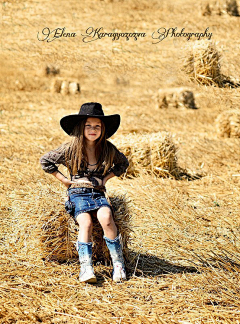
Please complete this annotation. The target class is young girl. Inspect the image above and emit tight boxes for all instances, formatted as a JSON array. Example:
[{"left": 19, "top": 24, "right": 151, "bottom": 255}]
[{"left": 40, "top": 102, "right": 129, "bottom": 283}]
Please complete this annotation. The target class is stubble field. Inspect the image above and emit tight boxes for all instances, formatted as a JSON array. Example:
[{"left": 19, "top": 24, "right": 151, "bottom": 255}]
[{"left": 1, "top": 0, "right": 240, "bottom": 323}]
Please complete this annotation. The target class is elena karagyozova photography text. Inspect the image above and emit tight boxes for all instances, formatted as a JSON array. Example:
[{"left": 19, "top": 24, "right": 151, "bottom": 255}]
[{"left": 37, "top": 26, "right": 213, "bottom": 43}]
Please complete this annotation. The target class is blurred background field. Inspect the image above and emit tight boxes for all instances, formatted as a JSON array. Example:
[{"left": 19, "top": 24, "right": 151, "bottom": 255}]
[{"left": 1, "top": 0, "right": 240, "bottom": 323}]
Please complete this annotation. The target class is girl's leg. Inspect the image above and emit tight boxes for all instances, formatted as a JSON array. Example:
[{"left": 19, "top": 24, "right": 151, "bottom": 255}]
[
  {"left": 97, "top": 207, "right": 126, "bottom": 282},
  {"left": 76, "top": 212, "right": 96, "bottom": 283},
  {"left": 96, "top": 206, "right": 117, "bottom": 239},
  {"left": 76, "top": 212, "right": 93, "bottom": 242}
]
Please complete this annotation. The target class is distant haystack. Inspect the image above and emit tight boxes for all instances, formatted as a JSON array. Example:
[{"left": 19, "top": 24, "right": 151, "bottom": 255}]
[
  {"left": 183, "top": 41, "right": 223, "bottom": 87},
  {"left": 69, "top": 82, "right": 80, "bottom": 94},
  {"left": 50, "top": 78, "right": 62, "bottom": 93},
  {"left": 60, "top": 80, "right": 69, "bottom": 96},
  {"left": 224, "top": 0, "right": 239, "bottom": 16},
  {"left": 45, "top": 65, "right": 60, "bottom": 76},
  {"left": 38, "top": 190, "right": 132, "bottom": 265},
  {"left": 112, "top": 132, "right": 179, "bottom": 178},
  {"left": 201, "top": 3, "right": 212, "bottom": 15},
  {"left": 216, "top": 109, "right": 240, "bottom": 138},
  {"left": 157, "top": 88, "right": 197, "bottom": 109},
  {"left": 201, "top": 0, "right": 239, "bottom": 16},
  {"left": 50, "top": 78, "right": 81, "bottom": 95}
]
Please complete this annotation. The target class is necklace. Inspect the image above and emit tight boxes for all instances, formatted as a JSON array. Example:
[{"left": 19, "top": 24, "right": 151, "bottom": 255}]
[{"left": 88, "top": 161, "right": 98, "bottom": 166}]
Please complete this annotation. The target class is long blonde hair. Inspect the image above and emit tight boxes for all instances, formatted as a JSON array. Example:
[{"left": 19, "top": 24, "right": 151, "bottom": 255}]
[{"left": 64, "top": 118, "right": 116, "bottom": 176}]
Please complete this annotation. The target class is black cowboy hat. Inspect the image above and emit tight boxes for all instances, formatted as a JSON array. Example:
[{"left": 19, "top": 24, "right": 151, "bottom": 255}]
[{"left": 60, "top": 102, "right": 120, "bottom": 138}]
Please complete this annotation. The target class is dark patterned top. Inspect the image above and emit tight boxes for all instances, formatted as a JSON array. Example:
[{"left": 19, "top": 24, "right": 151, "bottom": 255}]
[{"left": 39, "top": 142, "right": 129, "bottom": 180}]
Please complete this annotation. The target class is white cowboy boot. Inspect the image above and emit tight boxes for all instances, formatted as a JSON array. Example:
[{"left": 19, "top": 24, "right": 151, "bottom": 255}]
[
  {"left": 76, "top": 241, "right": 97, "bottom": 283},
  {"left": 104, "top": 234, "right": 127, "bottom": 282}
]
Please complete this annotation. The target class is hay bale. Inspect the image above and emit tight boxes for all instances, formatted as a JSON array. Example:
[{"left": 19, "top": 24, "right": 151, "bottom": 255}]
[
  {"left": 224, "top": 0, "right": 239, "bottom": 15},
  {"left": 50, "top": 78, "right": 81, "bottom": 95},
  {"left": 69, "top": 82, "right": 81, "bottom": 94},
  {"left": 112, "top": 132, "right": 179, "bottom": 178},
  {"left": 201, "top": 1, "right": 222, "bottom": 15},
  {"left": 157, "top": 87, "right": 197, "bottom": 109},
  {"left": 50, "top": 78, "right": 62, "bottom": 93},
  {"left": 201, "top": 3, "right": 212, "bottom": 15},
  {"left": 201, "top": 0, "right": 239, "bottom": 16},
  {"left": 45, "top": 65, "right": 60, "bottom": 76},
  {"left": 183, "top": 41, "right": 223, "bottom": 87},
  {"left": 38, "top": 190, "right": 132, "bottom": 266},
  {"left": 216, "top": 109, "right": 240, "bottom": 138},
  {"left": 60, "top": 80, "right": 69, "bottom": 95}
]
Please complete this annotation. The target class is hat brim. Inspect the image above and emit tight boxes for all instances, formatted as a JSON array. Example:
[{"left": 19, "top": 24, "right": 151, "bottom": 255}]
[{"left": 60, "top": 114, "right": 120, "bottom": 139}]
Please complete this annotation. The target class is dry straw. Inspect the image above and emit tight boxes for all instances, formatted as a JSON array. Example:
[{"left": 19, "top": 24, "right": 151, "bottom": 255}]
[
  {"left": 111, "top": 132, "right": 179, "bottom": 179},
  {"left": 215, "top": 109, "right": 240, "bottom": 138},
  {"left": 157, "top": 87, "right": 197, "bottom": 109},
  {"left": 36, "top": 188, "right": 133, "bottom": 266},
  {"left": 183, "top": 41, "right": 224, "bottom": 87}
]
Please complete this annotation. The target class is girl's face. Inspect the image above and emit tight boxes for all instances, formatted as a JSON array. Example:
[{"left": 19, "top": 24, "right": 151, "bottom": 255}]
[{"left": 84, "top": 117, "right": 102, "bottom": 142}]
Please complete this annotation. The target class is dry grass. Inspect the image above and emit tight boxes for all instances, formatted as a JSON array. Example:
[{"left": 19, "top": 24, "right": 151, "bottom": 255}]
[{"left": 1, "top": 0, "right": 240, "bottom": 322}]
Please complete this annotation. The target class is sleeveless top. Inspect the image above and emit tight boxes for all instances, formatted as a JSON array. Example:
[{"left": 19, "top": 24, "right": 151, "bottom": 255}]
[{"left": 40, "top": 142, "right": 129, "bottom": 181}]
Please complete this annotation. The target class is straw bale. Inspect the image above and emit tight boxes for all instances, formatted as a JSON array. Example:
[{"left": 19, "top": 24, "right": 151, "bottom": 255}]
[
  {"left": 60, "top": 80, "right": 69, "bottom": 95},
  {"left": 183, "top": 41, "right": 224, "bottom": 87},
  {"left": 223, "top": 0, "right": 239, "bottom": 15},
  {"left": 157, "top": 87, "right": 197, "bottom": 109},
  {"left": 201, "top": 1, "right": 222, "bottom": 15},
  {"left": 215, "top": 109, "right": 240, "bottom": 138},
  {"left": 44, "top": 64, "right": 60, "bottom": 76},
  {"left": 69, "top": 81, "right": 81, "bottom": 94},
  {"left": 50, "top": 78, "right": 62, "bottom": 93},
  {"left": 37, "top": 189, "right": 132, "bottom": 265},
  {"left": 111, "top": 132, "right": 179, "bottom": 178},
  {"left": 50, "top": 78, "right": 81, "bottom": 95},
  {"left": 201, "top": 0, "right": 239, "bottom": 16},
  {"left": 201, "top": 3, "right": 212, "bottom": 15}
]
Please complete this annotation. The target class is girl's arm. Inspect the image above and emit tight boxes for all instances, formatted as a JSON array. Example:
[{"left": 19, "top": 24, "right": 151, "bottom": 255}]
[
  {"left": 40, "top": 143, "right": 74, "bottom": 188},
  {"left": 51, "top": 171, "right": 75, "bottom": 188}
]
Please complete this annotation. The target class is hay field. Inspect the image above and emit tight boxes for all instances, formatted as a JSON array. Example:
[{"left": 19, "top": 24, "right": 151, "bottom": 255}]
[{"left": 1, "top": 0, "right": 240, "bottom": 323}]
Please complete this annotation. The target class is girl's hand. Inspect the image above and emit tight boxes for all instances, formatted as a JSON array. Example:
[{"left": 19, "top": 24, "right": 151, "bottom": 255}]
[{"left": 62, "top": 178, "right": 75, "bottom": 189}]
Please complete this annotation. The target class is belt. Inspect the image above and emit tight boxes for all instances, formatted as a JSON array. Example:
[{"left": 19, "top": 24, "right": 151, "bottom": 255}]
[
  {"left": 67, "top": 187, "right": 104, "bottom": 195},
  {"left": 68, "top": 182, "right": 106, "bottom": 192}
]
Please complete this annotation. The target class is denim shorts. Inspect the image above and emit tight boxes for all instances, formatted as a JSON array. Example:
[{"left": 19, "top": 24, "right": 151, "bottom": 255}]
[{"left": 67, "top": 187, "right": 111, "bottom": 220}]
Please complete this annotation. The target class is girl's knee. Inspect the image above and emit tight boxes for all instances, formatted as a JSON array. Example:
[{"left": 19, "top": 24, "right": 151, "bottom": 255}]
[
  {"left": 97, "top": 208, "right": 114, "bottom": 227},
  {"left": 76, "top": 212, "right": 93, "bottom": 229}
]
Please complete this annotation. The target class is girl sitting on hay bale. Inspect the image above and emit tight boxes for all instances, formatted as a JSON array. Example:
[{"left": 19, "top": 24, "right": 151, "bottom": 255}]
[{"left": 40, "top": 102, "right": 129, "bottom": 283}]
